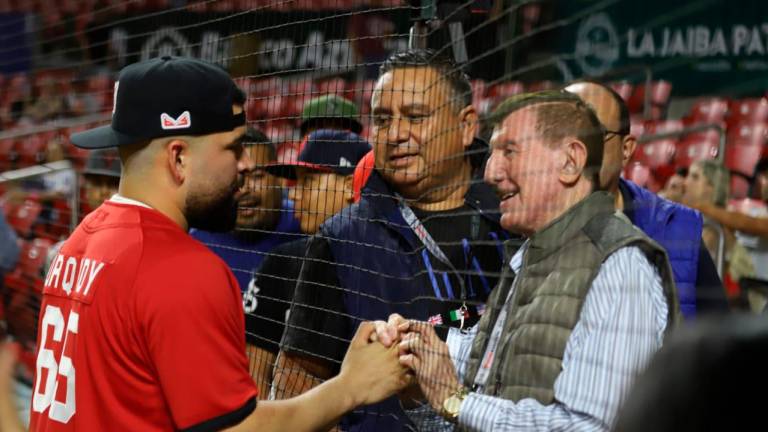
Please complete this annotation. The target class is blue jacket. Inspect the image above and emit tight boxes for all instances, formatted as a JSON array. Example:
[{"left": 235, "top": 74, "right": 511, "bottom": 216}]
[
  {"left": 320, "top": 171, "right": 508, "bottom": 431},
  {"left": 620, "top": 178, "right": 701, "bottom": 318}
]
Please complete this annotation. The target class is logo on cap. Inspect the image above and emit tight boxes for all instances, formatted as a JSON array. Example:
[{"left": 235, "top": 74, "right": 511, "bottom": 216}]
[{"left": 161, "top": 111, "right": 192, "bottom": 130}]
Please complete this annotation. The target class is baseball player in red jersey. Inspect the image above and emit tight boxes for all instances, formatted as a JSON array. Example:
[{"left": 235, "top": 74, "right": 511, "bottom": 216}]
[{"left": 29, "top": 56, "right": 409, "bottom": 432}]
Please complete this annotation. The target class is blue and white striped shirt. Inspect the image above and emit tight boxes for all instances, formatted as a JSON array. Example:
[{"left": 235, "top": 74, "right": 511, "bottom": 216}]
[{"left": 406, "top": 242, "right": 669, "bottom": 431}]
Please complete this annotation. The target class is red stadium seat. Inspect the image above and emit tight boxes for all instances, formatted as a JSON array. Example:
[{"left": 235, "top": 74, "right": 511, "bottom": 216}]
[
  {"left": 725, "top": 144, "right": 762, "bottom": 177},
  {"left": 727, "top": 122, "right": 767, "bottom": 147},
  {"left": 644, "top": 119, "right": 684, "bottom": 135},
  {"left": 627, "top": 81, "right": 672, "bottom": 115},
  {"left": 635, "top": 138, "right": 676, "bottom": 168},
  {"left": 609, "top": 82, "right": 633, "bottom": 103},
  {"left": 623, "top": 162, "right": 651, "bottom": 188},
  {"left": 675, "top": 137, "right": 719, "bottom": 168},
  {"left": 18, "top": 237, "right": 53, "bottom": 278},
  {"left": 6, "top": 198, "right": 43, "bottom": 237},
  {"left": 729, "top": 98, "right": 768, "bottom": 125},
  {"left": 16, "top": 134, "right": 48, "bottom": 166},
  {"left": 689, "top": 97, "right": 729, "bottom": 124},
  {"left": 489, "top": 81, "right": 524, "bottom": 98},
  {"left": 0, "top": 138, "right": 18, "bottom": 170},
  {"left": 316, "top": 78, "right": 346, "bottom": 97},
  {"left": 730, "top": 176, "right": 750, "bottom": 200}
]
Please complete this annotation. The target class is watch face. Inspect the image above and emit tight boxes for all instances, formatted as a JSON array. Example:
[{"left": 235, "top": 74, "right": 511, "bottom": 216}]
[{"left": 444, "top": 395, "right": 462, "bottom": 414}]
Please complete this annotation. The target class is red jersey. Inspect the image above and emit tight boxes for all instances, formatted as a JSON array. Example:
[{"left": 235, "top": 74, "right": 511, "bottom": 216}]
[{"left": 29, "top": 201, "right": 257, "bottom": 431}]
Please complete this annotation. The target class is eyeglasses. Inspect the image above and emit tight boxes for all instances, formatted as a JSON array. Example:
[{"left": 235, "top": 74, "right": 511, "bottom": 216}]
[{"left": 604, "top": 130, "right": 628, "bottom": 141}]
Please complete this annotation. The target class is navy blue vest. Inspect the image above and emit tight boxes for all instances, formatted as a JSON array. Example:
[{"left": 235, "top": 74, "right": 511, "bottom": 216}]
[{"left": 320, "top": 171, "right": 507, "bottom": 431}]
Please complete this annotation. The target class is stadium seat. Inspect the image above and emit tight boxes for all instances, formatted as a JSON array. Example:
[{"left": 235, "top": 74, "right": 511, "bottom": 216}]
[
  {"left": 16, "top": 133, "right": 48, "bottom": 166},
  {"left": 634, "top": 138, "right": 676, "bottom": 168},
  {"left": 627, "top": 81, "right": 672, "bottom": 116},
  {"left": 730, "top": 176, "right": 750, "bottom": 200},
  {"left": 623, "top": 162, "right": 651, "bottom": 188},
  {"left": 727, "top": 122, "right": 767, "bottom": 147},
  {"left": 6, "top": 198, "right": 43, "bottom": 238},
  {"left": 728, "top": 98, "right": 768, "bottom": 125},
  {"left": 675, "top": 137, "right": 719, "bottom": 168},
  {"left": 645, "top": 119, "right": 684, "bottom": 135},
  {"left": 609, "top": 82, "right": 633, "bottom": 103},
  {"left": 489, "top": 81, "right": 524, "bottom": 98},
  {"left": 0, "top": 138, "right": 18, "bottom": 170},
  {"left": 252, "top": 77, "right": 283, "bottom": 96},
  {"left": 689, "top": 97, "right": 729, "bottom": 124},
  {"left": 17, "top": 237, "right": 53, "bottom": 278},
  {"left": 316, "top": 78, "right": 346, "bottom": 97},
  {"left": 725, "top": 144, "right": 762, "bottom": 177}
]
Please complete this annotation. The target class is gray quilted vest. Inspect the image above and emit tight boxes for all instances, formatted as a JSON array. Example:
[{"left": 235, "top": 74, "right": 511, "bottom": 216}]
[{"left": 462, "top": 192, "right": 680, "bottom": 403}]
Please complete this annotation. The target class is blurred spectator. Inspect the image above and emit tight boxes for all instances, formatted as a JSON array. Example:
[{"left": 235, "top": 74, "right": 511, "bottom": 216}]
[
  {"left": 658, "top": 167, "right": 687, "bottom": 202},
  {"left": 348, "top": 0, "right": 396, "bottom": 79},
  {"left": 24, "top": 77, "right": 67, "bottom": 123},
  {"left": 275, "top": 49, "right": 507, "bottom": 431},
  {"left": 246, "top": 129, "right": 370, "bottom": 397},
  {"left": 190, "top": 128, "right": 300, "bottom": 291},
  {"left": 299, "top": 95, "right": 363, "bottom": 137},
  {"left": 567, "top": 81, "right": 727, "bottom": 317},
  {"left": 189, "top": 128, "right": 301, "bottom": 395},
  {"left": 690, "top": 159, "right": 768, "bottom": 281},
  {"left": 377, "top": 91, "right": 680, "bottom": 431},
  {"left": 684, "top": 160, "right": 755, "bottom": 296},
  {"left": 614, "top": 314, "right": 768, "bottom": 432}
]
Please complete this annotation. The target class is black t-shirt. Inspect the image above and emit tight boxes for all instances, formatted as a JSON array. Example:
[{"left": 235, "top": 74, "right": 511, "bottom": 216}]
[
  {"left": 245, "top": 238, "right": 311, "bottom": 353},
  {"left": 282, "top": 204, "right": 506, "bottom": 368}
]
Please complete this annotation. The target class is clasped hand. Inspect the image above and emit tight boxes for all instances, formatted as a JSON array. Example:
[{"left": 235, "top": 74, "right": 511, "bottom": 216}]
[{"left": 370, "top": 314, "right": 460, "bottom": 413}]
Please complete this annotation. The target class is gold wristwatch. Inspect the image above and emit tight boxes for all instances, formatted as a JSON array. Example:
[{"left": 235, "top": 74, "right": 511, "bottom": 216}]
[{"left": 441, "top": 385, "right": 469, "bottom": 423}]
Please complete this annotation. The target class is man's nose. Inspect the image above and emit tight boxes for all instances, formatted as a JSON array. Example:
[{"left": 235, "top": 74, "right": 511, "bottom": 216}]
[
  {"left": 484, "top": 151, "right": 505, "bottom": 185},
  {"left": 386, "top": 118, "right": 410, "bottom": 145},
  {"left": 238, "top": 148, "right": 256, "bottom": 173}
]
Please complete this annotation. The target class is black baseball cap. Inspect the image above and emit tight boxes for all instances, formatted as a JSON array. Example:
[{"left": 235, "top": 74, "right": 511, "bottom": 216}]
[
  {"left": 266, "top": 129, "right": 371, "bottom": 180},
  {"left": 71, "top": 56, "right": 246, "bottom": 149}
]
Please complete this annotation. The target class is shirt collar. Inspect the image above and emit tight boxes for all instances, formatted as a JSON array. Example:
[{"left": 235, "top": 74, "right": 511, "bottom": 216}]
[
  {"left": 109, "top": 194, "right": 153, "bottom": 209},
  {"left": 508, "top": 239, "right": 529, "bottom": 274}
]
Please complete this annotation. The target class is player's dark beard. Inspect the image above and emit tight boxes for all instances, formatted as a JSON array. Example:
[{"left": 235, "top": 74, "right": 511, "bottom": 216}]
[{"left": 186, "top": 185, "right": 239, "bottom": 233}]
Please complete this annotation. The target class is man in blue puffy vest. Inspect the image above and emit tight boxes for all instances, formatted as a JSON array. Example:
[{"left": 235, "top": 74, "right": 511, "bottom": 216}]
[
  {"left": 273, "top": 49, "right": 510, "bottom": 431},
  {"left": 566, "top": 81, "right": 727, "bottom": 316}
]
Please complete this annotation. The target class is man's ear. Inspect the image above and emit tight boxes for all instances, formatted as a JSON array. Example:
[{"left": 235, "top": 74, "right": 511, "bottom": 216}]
[
  {"left": 458, "top": 105, "right": 479, "bottom": 149},
  {"left": 559, "top": 139, "right": 588, "bottom": 186},
  {"left": 343, "top": 174, "right": 356, "bottom": 203},
  {"left": 166, "top": 138, "right": 189, "bottom": 185},
  {"left": 621, "top": 135, "right": 638, "bottom": 167}
]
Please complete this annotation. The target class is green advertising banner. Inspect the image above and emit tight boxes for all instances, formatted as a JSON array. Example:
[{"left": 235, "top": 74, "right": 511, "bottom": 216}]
[{"left": 553, "top": 0, "right": 768, "bottom": 95}]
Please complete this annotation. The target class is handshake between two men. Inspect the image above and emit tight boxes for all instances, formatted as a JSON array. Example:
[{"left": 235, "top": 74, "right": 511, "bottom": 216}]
[{"left": 340, "top": 314, "right": 460, "bottom": 423}]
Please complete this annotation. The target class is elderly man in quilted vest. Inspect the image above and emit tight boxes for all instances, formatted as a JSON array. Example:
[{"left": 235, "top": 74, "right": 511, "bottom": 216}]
[{"left": 373, "top": 90, "right": 682, "bottom": 431}]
